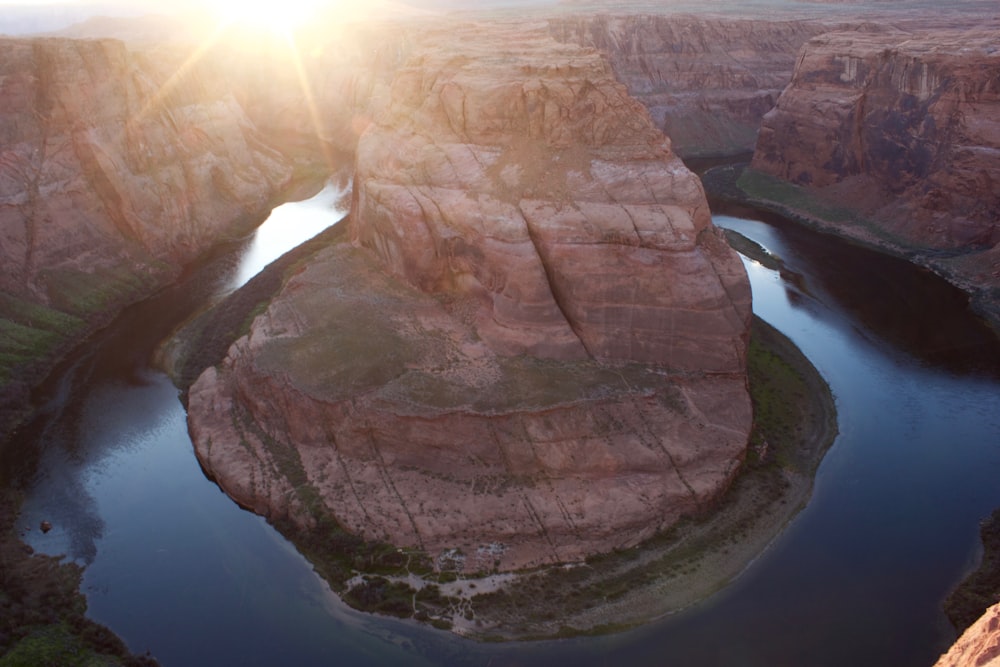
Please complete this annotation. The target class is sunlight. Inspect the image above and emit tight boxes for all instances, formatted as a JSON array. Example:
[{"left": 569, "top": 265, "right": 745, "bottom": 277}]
[{"left": 205, "top": 0, "right": 336, "bottom": 33}]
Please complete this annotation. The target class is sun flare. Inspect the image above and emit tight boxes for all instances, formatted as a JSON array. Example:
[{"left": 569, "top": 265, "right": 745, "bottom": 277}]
[{"left": 205, "top": 0, "right": 333, "bottom": 33}]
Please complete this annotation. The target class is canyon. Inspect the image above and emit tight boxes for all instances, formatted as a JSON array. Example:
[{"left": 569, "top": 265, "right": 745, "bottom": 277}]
[
  {"left": 186, "top": 20, "right": 753, "bottom": 573},
  {"left": 748, "top": 27, "right": 1000, "bottom": 322},
  {"left": 0, "top": 36, "right": 294, "bottom": 433},
  {"left": 0, "top": 0, "right": 998, "bottom": 660}
]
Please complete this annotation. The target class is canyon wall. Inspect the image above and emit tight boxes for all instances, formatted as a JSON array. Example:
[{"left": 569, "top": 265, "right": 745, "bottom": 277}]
[
  {"left": 0, "top": 37, "right": 293, "bottom": 432},
  {"left": 934, "top": 602, "right": 1000, "bottom": 667},
  {"left": 547, "top": 15, "right": 834, "bottom": 157},
  {"left": 749, "top": 29, "right": 1000, "bottom": 317},
  {"left": 187, "top": 20, "right": 752, "bottom": 573}
]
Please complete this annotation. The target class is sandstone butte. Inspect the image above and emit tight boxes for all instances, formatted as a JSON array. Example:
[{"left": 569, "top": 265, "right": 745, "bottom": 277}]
[
  {"left": 187, "top": 21, "right": 753, "bottom": 573},
  {"left": 0, "top": 36, "right": 292, "bottom": 431},
  {"left": 935, "top": 602, "right": 1000, "bottom": 667},
  {"left": 750, "top": 28, "right": 1000, "bottom": 321}
]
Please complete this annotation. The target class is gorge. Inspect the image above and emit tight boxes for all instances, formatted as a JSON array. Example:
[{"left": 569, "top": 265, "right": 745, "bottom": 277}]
[{"left": 1, "top": 1, "right": 999, "bottom": 665}]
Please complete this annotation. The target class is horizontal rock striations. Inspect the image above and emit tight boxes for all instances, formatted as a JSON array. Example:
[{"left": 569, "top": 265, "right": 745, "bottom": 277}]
[
  {"left": 0, "top": 37, "right": 293, "bottom": 430},
  {"left": 187, "top": 22, "right": 753, "bottom": 572},
  {"left": 749, "top": 29, "right": 1000, "bottom": 317},
  {"left": 548, "top": 14, "right": 833, "bottom": 158}
]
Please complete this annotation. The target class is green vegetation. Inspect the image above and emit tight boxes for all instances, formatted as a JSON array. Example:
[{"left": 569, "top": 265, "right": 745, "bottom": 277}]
[
  {"left": 456, "top": 316, "right": 835, "bottom": 639},
  {"left": 39, "top": 263, "right": 164, "bottom": 319},
  {"left": 0, "top": 293, "right": 87, "bottom": 386},
  {"left": 704, "top": 164, "right": 910, "bottom": 252},
  {"left": 944, "top": 507, "right": 1000, "bottom": 632},
  {"left": 0, "top": 491, "right": 159, "bottom": 666},
  {"left": 253, "top": 312, "right": 836, "bottom": 639}
]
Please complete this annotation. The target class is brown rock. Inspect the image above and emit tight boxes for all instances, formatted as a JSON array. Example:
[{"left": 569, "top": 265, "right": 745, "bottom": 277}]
[
  {"left": 548, "top": 14, "right": 834, "bottom": 157},
  {"left": 934, "top": 602, "right": 1000, "bottom": 667},
  {"left": 0, "top": 36, "right": 293, "bottom": 433},
  {"left": 0, "top": 37, "right": 292, "bottom": 301},
  {"left": 188, "top": 21, "right": 752, "bottom": 572},
  {"left": 752, "top": 29, "right": 1000, "bottom": 251}
]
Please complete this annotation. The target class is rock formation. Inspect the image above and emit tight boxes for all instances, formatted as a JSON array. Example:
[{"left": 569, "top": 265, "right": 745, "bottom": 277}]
[
  {"left": 547, "top": 14, "right": 833, "bottom": 158},
  {"left": 934, "top": 602, "right": 1000, "bottom": 667},
  {"left": 749, "top": 29, "right": 1000, "bottom": 317},
  {"left": 0, "top": 37, "right": 293, "bottom": 431},
  {"left": 187, "top": 21, "right": 753, "bottom": 572}
]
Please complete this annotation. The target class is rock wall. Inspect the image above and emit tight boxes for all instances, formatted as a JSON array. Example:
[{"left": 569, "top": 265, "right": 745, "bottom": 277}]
[
  {"left": 187, "top": 21, "right": 752, "bottom": 572},
  {"left": 547, "top": 15, "right": 833, "bottom": 157},
  {"left": 749, "top": 28, "right": 1000, "bottom": 322},
  {"left": 351, "top": 22, "right": 750, "bottom": 370},
  {"left": 753, "top": 30, "right": 1000, "bottom": 249},
  {"left": 0, "top": 37, "right": 292, "bottom": 430},
  {"left": 934, "top": 602, "right": 1000, "bottom": 667}
]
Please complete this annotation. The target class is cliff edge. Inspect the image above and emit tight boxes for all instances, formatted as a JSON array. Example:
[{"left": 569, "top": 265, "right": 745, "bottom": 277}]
[
  {"left": 0, "top": 37, "right": 293, "bottom": 432},
  {"left": 749, "top": 29, "right": 1000, "bottom": 321},
  {"left": 187, "top": 21, "right": 752, "bottom": 573}
]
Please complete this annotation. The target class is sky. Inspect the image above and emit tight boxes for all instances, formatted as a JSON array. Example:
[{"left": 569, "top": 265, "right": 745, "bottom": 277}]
[{"left": 0, "top": 0, "right": 560, "bottom": 35}]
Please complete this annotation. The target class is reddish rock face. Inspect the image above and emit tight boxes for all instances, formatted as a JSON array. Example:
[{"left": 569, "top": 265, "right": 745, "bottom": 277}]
[
  {"left": 188, "top": 21, "right": 752, "bottom": 572},
  {"left": 0, "top": 37, "right": 292, "bottom": 433},
  {"left": 352, "top": 22, "right": 751, "bottom": 372},
  {"left": 752, "top": 30, "right": 1000, "bottom": 251},
  {"left": 934, "top": 602, "right": 1000, "bottom": 667},
  {"left": 0, "top": 38, "right": 292, "bottom": 303},
  {"left": 547, "top": 14, "right": 832, "bottom": 157}
]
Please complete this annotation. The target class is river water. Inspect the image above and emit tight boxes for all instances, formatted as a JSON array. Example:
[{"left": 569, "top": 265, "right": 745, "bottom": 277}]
[{"left": 6, "top": 186, "right": 1000, "bottom": 666}]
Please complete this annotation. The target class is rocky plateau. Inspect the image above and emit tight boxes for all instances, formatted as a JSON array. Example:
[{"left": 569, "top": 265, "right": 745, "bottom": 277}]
[{"left": 186, "top": 20, "right": 753, "bottom": 572}]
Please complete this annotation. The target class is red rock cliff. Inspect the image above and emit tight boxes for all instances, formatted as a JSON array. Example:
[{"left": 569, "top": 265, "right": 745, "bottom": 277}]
[
  {"left": 547, "top": 14, "right": 833, "bottom": 157},
  {"left": 0, "top": 37, "right": 292, "bottom": 430},
  {"left": 934, "top": 602, "right": 1000, "bottom": 667},
  {"left": 749, "top": 29, "right": 1000, "bottom": 317},
  {"left": 187, "top": 21, "right": 752, "bottom": 573}
]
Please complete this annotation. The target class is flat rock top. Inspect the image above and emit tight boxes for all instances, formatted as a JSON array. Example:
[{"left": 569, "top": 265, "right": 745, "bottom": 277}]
[{"left": 252, "top": 242, "right": 670, "bottom": 415}]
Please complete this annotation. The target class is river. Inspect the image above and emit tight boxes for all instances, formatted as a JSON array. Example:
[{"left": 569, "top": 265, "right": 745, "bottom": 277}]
[{"left": 6, "top": 184, "right": 1000, "bottom": 666}]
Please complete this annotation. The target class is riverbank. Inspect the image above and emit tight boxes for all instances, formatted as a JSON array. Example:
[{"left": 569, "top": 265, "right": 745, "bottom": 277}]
[
  {"left": 169, "top": 220, "right": 837, "bottom": 638},
  {"left": 0, "top": 168, "right": 333, "bottom": 667},
  {"left": 701, "top": 164, "right": 1000, "bottom": 332},
  {"left": 451, "top": 314, "right": 837, "bottom": 639},
  {"left": 0, "top": 491, "right": 160, "bottom": 667}
]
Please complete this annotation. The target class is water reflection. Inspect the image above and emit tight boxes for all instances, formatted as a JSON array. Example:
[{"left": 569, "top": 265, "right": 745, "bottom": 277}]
[
  {"left": 6, "top": 191, "right": 1000, "bottom": 666},
  {"left": 714, "top": 206, "right": 1000, "bottom": 378},
  {"left": 15, "top": 175, "right": 349, "bottom": 567}
]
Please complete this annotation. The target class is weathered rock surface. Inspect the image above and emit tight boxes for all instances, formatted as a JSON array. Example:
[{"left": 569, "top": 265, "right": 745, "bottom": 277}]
[
  {"left": 750, "top": 29, "right": 1000, "bottom": 317},
  {"left": 0, "top": 37, "right": 292, "bottom": 430},
  {"left": 935, "top": 602, "right": 1000, "bottom": 667},
  {"left": 548, "top": 14, "right": 834, "bottom": 157},
  {"left": 187, "top": 21, "right": 752, "bottom": 572}
]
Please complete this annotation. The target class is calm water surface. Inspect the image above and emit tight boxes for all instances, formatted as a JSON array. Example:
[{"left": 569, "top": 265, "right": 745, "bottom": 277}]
[{"left": 8, "top": 191, "right": 1000, "bottom": 666}]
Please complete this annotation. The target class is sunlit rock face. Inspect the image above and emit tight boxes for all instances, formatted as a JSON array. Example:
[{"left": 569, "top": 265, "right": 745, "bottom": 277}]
[
  {"left": 0, "top": 37, "right": 291, "bottom": 432},
  {"left": 934, "top": 602, "right": 1000, "bottom": 667},
  {"left": 0, "top": 38, "right": 292, "bottom": 301},
  {"left": 752, "top": 30, "right": 1000, "bottom": 251},
  {"left": 188, "top": 22, "right": 752, "bottom": 572},
  {"left": 547, "top": 14, "right": 832, "bottom": 157}
]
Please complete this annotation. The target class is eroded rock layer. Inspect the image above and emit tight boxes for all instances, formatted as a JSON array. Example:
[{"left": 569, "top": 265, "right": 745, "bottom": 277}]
[
  {"left": 0, "top": 37, "right": 292, "bottom": 429},
  {"left": 934, "top": 602, "right": 1000, "bottom": 667},
  {"left": 188, "top": 22, "right": 752, "bottom": 572},
  {"left": 750, "top": 29, "right": 1000, "bottom": 313},
  {"left": 548, "top": 14, "right": 833, "bottom": 157}
]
